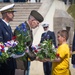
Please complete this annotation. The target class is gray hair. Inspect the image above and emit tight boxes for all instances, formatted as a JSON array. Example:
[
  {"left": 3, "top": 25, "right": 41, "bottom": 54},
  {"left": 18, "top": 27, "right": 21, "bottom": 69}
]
[{"left": 28, "top": 15, "right": 35, "bottom": 21}]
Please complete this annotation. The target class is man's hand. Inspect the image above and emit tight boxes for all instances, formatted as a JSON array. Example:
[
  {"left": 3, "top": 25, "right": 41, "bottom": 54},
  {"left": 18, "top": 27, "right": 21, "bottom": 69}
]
[
  {"left": 36, "top": 57, "right": 50, "bottom": 62},
  {"left": 10, "top": 53, "right": 25, "bottom": 58}
]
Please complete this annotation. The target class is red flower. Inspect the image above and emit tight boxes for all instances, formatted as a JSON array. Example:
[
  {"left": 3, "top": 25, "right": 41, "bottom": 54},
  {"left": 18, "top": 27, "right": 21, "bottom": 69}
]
[
  {"left": 38, "top": 44, "right": 41, "bottom": 46},
  {"left": 56, "top": 53, "right": 60, "bottom": 57},
  {"left": 34, "top": 50, "right": 38, "bottom": 53},
  {"left": 12, "top": 36, "right": 17, "bottom": 40},
  {"left": 0, "top": 45, "right": 4, "bottom": 49},
  {"left": 1, "top": 45, "right": 4, "bottom": 49},
  {"left": 1, "top": 49, "right": 4, "bottom": 52}
]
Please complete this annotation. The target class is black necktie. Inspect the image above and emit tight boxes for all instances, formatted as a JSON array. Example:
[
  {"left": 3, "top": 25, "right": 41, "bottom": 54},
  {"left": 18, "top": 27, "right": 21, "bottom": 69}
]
[
  {"left": 8, "top": 25, "right": 11, "bottom": 30},
  {"left": 8, "top": 25, "right": 13, "bottom": 38}
]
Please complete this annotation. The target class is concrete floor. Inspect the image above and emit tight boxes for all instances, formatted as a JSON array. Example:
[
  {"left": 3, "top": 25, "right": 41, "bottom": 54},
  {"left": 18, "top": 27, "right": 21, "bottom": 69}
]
[
  {"left": 69, "top": 58, "right": 75, "bottom": 75},
  {"left": 30, "top": 58, "right": 75, "bottom": 75},
  {"left": 30, "top": 61, "right": 44, "bottom": 75},
  {"left": 15, "top": 58, "right": 75, "bottom": 75}
]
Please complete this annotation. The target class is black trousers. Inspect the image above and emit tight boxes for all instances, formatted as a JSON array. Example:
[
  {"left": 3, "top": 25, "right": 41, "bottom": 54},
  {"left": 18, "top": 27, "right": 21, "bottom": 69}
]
[
  {"left": 43, "top": 61, "right": 52, "bottom": 75},
  {"left": 3, "top": 0, "right": 10, "bottom": 2},
  {"left": 63, "top": 0, "right": 67, "bottom": 4},
  {"left": 69, "top": 0, "right": 72, "bottom": 4},
  {"left": 0, "top": 58, "right": 16, "bottom": 75},
  {"left": 19, "top": 0, "right": 25, "bottom": 2},
  {"left": 71, "top": 54, "right": 75, "bottom": 64},
  {"left": 35, "top": 0, "right": 41, "bottom": 2},
  {"left": 14, "top": 0, "right": 27, "bottom": 2}
]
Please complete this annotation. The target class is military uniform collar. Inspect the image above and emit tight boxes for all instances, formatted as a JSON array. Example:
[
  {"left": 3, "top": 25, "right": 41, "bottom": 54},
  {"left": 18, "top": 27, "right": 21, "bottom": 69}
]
[
  {"left": 44, "top": 30, "right": 49, "bottom": 33},
  {"left": 25, "top": 21, "right": 32, "bottom": 30},
  {"left": 26, "top": 21, "right": 32, "bottom": 30},
  {"left": 2, "top": 19, "right": 9, "bottom": 26}
]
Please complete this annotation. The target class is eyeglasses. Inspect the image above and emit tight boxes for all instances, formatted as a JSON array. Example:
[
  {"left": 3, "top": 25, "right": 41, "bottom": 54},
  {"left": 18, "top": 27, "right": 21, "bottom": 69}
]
[{"left": 43, "top": 26, "right": 48, "bottom": 28}]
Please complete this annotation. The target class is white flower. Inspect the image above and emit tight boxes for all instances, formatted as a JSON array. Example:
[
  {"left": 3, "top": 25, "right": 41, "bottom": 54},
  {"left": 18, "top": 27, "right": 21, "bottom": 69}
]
[
  {"left": 11, "top": 40, "right": 15, "bottom": 45},
  {"left": 52, "top": 44, "right": 55, "bottom": 49},
  {"left": 0, "top": 46, "right": 2, "bottom": 49},
  {"left": 42, "top": 43, "right": 46, "bottom": 46},
  {"left": 4, "top": 47, "right": 8, "bottom": 52},
  {"left": 52, "top": 44, "right": 57, "bottom": 52}
]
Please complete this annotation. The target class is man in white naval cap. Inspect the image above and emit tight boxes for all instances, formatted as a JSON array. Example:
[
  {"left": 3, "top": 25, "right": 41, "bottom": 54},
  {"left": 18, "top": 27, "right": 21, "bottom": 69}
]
[
  {"left": 40, "top": 23, "right": 56, "bottom": 75},
  {"left": 0, "top": 4, "right": 16, "bottom": 75}
]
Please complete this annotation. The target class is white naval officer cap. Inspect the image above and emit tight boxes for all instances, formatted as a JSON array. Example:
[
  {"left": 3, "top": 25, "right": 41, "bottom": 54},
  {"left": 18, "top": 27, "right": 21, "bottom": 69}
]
[
  {"left": 42, "top": 24, "right": 49, "bottom": 27},
  {"left": 0, "top": 3, "right": 16, "bottom": 13}
]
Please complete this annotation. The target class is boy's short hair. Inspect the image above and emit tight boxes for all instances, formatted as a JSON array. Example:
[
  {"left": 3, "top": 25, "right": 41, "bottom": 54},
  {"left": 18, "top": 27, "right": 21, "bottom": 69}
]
[{"left": 58, "top": 30, "right": 69, "bottom": 40}]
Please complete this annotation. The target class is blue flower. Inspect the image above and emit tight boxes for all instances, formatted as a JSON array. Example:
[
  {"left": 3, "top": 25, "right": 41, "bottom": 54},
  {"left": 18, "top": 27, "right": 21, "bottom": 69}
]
[
  {"left": 16, "top": 26, "right": 20, "bottom": 31},
  {"left": 0, "top": 52, "right": 2, "bottom": 56}
]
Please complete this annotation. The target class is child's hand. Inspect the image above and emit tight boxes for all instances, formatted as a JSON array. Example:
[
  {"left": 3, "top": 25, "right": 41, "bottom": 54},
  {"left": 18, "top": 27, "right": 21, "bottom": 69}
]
[
  {"left": 36, "top": 56, "right": 39, "bottom": 60},
  {"left": 39, "top": 58, "right": 50, "bottom": 62},
  {"left": 36, "top": 57, "right": 49, "bottom": 62},
  {"left": 44, "top": 58, "right": 50, "bottom": 62}
]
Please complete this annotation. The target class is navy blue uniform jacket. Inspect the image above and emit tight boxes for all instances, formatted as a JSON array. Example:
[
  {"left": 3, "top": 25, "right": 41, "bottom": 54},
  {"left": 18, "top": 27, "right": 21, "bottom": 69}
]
[
  {"left": 72, "top": 33, "right": 75, "bottom": 64},
  {"left": 40, "top": 30, "right": 56, "bottom": 46},
  {"left": 0, "top": 19, "right": 16, "bottom": 75},
  {"left": 0, "top": 19, "right": 12, "bottom": 43}
]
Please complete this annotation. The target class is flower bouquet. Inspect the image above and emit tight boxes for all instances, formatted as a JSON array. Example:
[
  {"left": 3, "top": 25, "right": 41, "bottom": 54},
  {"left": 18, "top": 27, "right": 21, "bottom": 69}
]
[
  {"left": 32, "top": 40, "right": 57, "bottom": 61},
  {"left": 7, "top": 23, "right": 31, "bottom": 60},
  {"left": 0, "top": 42, "right": 9, "bottom": 63}
]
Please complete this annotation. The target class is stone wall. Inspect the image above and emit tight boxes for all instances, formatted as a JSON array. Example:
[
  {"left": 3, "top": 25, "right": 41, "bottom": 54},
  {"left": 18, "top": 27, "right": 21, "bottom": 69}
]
[{"left": 54, "top": 9, "right": 75, "bottom": 45}]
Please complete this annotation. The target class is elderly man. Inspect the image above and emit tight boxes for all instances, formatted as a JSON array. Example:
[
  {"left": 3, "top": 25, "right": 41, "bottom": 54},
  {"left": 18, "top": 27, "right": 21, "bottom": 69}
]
[
  {"left": 40, "top": 24, "right": 56, "bottom": 75},
  {"left": 0, "top": 4, "right": 16, "bottom": 75},
  {"left": 14, "top": 10, "right": 44, "bottom": 75}
]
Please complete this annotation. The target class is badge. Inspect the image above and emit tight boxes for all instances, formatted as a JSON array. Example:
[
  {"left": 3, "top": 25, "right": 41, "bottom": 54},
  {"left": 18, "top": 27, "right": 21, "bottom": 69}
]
[
  {"left": 6, "top": 32, "right": 8, "bottom": 35},
  {"left": 0, "top": 36, "right": 2, "bottom": 38}
]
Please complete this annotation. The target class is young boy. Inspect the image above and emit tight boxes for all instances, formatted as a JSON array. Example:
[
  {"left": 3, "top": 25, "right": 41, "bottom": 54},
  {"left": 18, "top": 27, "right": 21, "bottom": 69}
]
[{"left": 46, "top": 30, "right": 71, "bottom": 75}]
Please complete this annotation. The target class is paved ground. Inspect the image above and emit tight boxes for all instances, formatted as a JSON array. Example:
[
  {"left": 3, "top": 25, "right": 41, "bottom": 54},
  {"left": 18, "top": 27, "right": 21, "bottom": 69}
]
[
  {"left": 30, "top": 58, "right": 75, "bottom": 75},
  {"left": 15, "top": 58, "right": 75, "bottom": 75},
  {"left": 30, "top": 61, "right": 44, "bottom": 75},
  {"left": 69, "top": 58, "right": 75, "bottom": 75}
]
